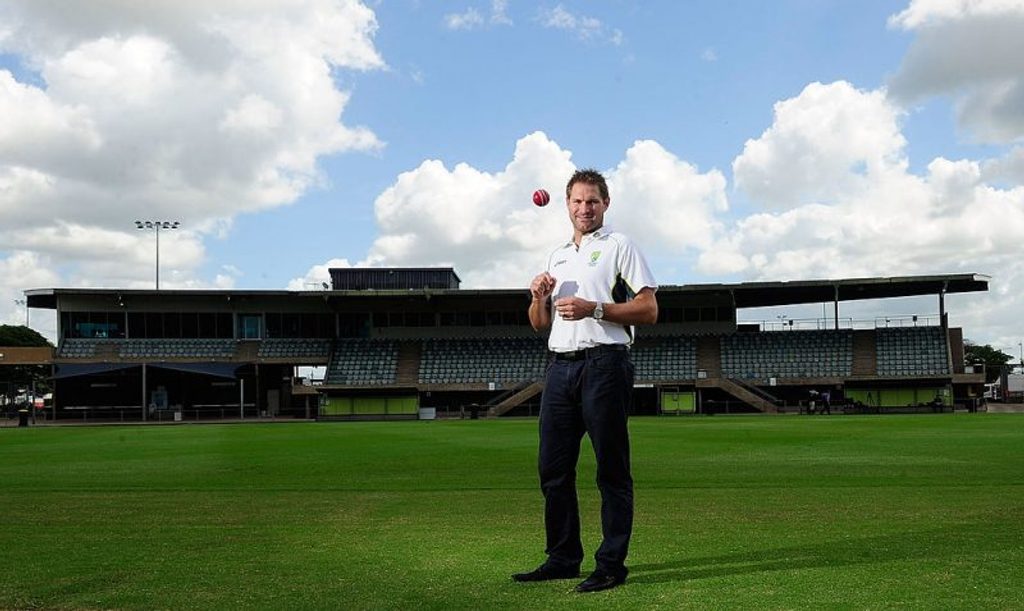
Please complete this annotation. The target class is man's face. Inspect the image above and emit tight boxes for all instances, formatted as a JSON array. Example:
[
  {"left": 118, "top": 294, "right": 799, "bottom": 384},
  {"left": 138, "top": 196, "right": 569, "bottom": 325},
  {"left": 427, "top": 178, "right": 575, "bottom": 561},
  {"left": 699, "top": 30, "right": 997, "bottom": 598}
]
[{"left": 566, "top": 182, "right": 609, "bottom": 237}]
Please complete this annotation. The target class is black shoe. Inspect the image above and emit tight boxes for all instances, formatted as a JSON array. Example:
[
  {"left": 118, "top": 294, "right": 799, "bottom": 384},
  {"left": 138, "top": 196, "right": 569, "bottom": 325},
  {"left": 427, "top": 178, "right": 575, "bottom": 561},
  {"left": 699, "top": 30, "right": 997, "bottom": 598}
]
[
  {"left": 574, "top": 570, "right": 626, "bottom": 593},
  {"left": 512, "top": 563, "right": 580, "bottom": 582}
]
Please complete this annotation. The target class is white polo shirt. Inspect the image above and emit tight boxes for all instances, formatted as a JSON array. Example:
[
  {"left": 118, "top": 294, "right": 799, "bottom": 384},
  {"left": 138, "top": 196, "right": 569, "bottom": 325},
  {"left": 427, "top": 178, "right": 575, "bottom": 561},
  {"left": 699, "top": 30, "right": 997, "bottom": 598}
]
[{"left": 544, "top": 225, "right": 658, "bottom": 352}]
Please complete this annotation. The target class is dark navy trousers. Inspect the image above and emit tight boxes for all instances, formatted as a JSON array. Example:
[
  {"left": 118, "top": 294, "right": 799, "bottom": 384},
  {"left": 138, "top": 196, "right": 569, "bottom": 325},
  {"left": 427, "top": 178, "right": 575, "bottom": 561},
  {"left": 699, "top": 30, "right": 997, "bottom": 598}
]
[{"left": 538, "top": 345, "right": 634, "bottom": 576}]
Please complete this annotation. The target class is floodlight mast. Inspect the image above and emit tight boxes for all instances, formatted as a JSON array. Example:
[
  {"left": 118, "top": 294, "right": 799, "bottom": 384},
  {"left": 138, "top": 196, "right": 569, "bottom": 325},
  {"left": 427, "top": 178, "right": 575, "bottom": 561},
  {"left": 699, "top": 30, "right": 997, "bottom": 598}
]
[
  {"left": 14, "top": 298, "right": 28, "bottom": 327},
  {"left": 134, "top": 220, "right": 180, "bottom": 290}
]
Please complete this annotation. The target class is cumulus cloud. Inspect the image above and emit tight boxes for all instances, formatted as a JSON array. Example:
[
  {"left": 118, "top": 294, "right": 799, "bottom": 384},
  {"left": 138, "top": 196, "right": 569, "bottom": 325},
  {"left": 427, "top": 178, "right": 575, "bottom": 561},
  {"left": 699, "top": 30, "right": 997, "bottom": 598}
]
[
  {"left": 733, "top": 81, "right": 908, "bottom": 209},
  {"left": 288, "top": 258, "right": 356, "bottom": 291},
  {"left": 707, "top": 81, "right": 1024, "bottom": 282},
  {"left": 888, "top": 0, "right": 1024, "bottom": 29},
  {"left": 0, "top": 0, "right": 385, "bottom": 328},
  {"left": 537, "top": 5, "right": 623, "bottom": 45},
  {"left": 0, "top": 251, "right": 62, "bottom": 338},
  {"left": 298, "top": 132, "right": 726, "bottom": 290},
  {"left": 981, "top": 146, "right": 1024, "bottom": 184},
  {"left": 607, "top": 141, "right": 728, "bottom": 253},
  {"left": 888, "top": 0, "right": 1024, "bottom": 143}
]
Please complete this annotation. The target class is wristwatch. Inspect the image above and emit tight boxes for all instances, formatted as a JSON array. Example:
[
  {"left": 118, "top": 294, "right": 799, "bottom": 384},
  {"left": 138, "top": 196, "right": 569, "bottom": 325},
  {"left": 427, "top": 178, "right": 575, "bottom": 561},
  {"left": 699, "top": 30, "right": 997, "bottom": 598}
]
[{"left": 592, "top": 302, "right": 604, "bottom": 320}]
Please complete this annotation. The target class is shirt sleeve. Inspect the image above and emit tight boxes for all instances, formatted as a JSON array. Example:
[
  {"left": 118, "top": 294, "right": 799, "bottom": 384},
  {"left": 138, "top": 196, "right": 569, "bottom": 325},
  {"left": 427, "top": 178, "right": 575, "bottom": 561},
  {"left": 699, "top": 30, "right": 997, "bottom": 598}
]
[{"left": 616, "top": 234, "right": 658, "bottom": 294}]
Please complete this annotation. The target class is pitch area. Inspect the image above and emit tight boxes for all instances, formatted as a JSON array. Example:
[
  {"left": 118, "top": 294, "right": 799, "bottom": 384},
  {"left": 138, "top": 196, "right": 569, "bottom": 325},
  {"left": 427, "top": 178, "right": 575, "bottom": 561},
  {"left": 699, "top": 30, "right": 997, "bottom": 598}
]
[{"left": 2, "top": 415, "right": 1022, "bottom": 609}]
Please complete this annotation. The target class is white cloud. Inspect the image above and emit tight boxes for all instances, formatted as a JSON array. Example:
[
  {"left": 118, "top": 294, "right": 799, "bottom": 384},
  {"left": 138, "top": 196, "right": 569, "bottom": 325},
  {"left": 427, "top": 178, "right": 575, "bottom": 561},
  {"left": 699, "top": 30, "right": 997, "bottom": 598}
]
[
  {"left": 982, "top": 146, "right": 1024, "bottom": 183},
  {"left": 733, "top": 81, "right": 908, "bottom": 210},
  {"left": 607, "top": 141, "right": 728, "bottom": 254},
  {"left": 888, "top": 0, "right": 1024, "bottom": 29},
  {"left": 444, "top": 1, "right": 512, "bottom": 30},
  {"left": 0, "top": 251, "right": 61, "bottom": 337},
  {"left": 0, "top": 0, "right": 385, "bottom": 290},
  {"left": 297, "top": 85, "right": 1020, "bottom": 352},
  {"left": 888, "top": 0, "right": 1024, "bottom": 143},
  {"left": 490, "top": 0, "right": 513, "bottom": 25},
  {"left": 537, "top": 5, "right": 622, "bottom": 45},
  {"left": 445, "top": 8, "right": 485, "bottom": 30},
  {"left": 699, "top": 80, "right": 1024, "bottom": 356},
  {"left": 288, "top": 258, "right": 356, "bottom": 290},
  {"left": 366, "top": 132, "right": 573, "bottom": 288},
  {"left": 301, "top": 132, "right": 726, "bottom": 290}
]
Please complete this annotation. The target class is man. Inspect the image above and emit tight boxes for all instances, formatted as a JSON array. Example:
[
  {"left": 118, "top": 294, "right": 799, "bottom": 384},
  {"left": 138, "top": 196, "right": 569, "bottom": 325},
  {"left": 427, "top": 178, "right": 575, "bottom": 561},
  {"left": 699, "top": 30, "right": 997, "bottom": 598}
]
[{"left": 513, "top": 169, "right": 658, "bottom": 593}]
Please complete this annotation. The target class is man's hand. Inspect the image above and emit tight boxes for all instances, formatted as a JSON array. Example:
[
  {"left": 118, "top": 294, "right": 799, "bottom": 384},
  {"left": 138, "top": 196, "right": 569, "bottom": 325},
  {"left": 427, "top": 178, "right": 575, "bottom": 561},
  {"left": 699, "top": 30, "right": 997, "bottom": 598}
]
[
  {"left": 553, "top": 288, "right": 658, "bottom": 325},
  {"left": 530, "top": 272, "right": 556, "bottom": 302},
  {"left": 528, "top": 272, "right": 556, "bottom": 331},
  {"left": 553, "top": 296, "right": 593, "bottom": 321}
]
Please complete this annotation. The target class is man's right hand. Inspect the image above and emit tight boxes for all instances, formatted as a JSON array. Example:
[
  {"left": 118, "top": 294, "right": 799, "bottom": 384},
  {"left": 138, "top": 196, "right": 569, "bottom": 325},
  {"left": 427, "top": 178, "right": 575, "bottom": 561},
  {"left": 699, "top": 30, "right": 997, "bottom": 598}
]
[{"left": 530, "top": 272, "right": 556, "bottom": 301}]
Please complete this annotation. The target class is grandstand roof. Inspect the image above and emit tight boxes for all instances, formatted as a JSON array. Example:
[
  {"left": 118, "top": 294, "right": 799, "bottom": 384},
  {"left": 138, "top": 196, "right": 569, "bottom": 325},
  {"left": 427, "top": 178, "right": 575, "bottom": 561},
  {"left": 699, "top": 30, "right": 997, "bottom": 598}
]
[
  {"left": 24, "top": 272, "right": 989, "bottom": 310},
  {"left": 685, "top": 273, "right": 991, "bottom": 308}
]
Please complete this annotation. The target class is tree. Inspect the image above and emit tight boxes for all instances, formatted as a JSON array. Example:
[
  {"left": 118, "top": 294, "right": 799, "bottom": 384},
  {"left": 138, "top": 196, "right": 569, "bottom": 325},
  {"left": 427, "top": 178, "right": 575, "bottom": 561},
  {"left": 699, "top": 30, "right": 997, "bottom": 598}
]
[
  {"left": 964, "top": 341, "right": 1013, "bottom": 384},
  {"left": 0, "top": 325, "right": 53, "bottom": 408},
  {"left": 0, "top": 325, "right": 51, "bottom": 347}
]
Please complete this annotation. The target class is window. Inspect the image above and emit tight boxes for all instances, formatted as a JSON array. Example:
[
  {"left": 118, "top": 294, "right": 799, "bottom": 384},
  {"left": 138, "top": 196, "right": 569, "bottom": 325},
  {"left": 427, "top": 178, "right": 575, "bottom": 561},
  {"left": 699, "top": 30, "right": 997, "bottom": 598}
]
[
  {"left": 265, "top": 313, "right": 282, "bottom": 338},
  {"left": 197, "top": 313, "right": 215, "bottom": 338},
  {"left": 64, "top": 312, "right": 126, "bottom": 338},
  {"left": 216, "top": 313, "right": 233, "bottom": 338},
  {"left": 146, "top": 313, "right": 163, "bottom": 337},
  {"left": 164, "top": 312, "right": 181, "bottom": 338},
  {"left": 180, "top": 313, "right": 198, "bottom": 338},
  {"left": 128, "top": 312, "right": 146, "bottom": 337},
  {"left": 239, "top": 314, "right": 261, "bottom": 339},
  {"left": 338, "top": 313, "right": 366, "bottom": 337},
  {"left": 658, "top": 307, "right": 683, "bottom": 324}
]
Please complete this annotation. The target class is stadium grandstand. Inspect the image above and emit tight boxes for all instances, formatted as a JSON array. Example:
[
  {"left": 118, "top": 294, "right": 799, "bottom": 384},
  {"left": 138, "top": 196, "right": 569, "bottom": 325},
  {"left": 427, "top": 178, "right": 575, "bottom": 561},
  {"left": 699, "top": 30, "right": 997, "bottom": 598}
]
[{"left": 12, "top": 268, "right": 990, "bottom": 421}]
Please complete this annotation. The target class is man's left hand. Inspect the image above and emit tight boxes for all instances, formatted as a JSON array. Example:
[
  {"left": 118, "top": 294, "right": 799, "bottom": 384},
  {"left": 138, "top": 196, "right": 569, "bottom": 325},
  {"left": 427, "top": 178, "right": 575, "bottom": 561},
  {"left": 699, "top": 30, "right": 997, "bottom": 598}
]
[{"left": 553, "top": 297, "right": 594, "bottom": 321}]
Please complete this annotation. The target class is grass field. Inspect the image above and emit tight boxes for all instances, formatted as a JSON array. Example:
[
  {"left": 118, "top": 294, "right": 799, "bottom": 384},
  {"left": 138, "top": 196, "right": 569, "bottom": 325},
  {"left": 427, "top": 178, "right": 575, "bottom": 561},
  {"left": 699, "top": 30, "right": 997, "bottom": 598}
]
[{"left": 2, "top": 415, "right": 1023, "bottom": 610}]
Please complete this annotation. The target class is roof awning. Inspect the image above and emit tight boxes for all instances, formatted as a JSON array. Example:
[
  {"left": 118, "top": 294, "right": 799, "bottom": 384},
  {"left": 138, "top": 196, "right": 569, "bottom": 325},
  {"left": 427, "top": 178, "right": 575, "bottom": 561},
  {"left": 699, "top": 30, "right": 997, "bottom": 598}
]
[
  {"left": 150, "top": 362, "right": 240, "bottom": 379},
  {"left": 52, "top": 362, "right": 241, "bottom": 380},
  {"left": 52, "top": 363, "right": 139, "bottom": 379}
]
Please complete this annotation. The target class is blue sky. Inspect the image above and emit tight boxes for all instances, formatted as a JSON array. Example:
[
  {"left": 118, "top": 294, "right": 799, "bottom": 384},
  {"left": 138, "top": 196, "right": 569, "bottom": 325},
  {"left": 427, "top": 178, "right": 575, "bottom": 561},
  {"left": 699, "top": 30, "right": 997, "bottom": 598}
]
[
  {"left": 219, "top": 0, "right": 918, "bottom": 281},
  {"left": 2, "top": 0, "right": 1023, "bottom": 357}
]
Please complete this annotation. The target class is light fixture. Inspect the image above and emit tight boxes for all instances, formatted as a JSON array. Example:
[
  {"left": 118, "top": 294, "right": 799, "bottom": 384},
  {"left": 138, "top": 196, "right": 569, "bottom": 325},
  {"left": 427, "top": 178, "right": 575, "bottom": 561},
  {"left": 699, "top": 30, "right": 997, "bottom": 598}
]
[{"left": 134, "top": 220, "right": 180, "bottom": 289}]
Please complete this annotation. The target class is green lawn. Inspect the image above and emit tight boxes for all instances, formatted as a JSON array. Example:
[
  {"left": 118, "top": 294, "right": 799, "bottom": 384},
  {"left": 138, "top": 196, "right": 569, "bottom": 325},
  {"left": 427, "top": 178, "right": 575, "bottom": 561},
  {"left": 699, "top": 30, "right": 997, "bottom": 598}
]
[{"left": 2, "top": 415, "right": 1023, "bottom": 610}]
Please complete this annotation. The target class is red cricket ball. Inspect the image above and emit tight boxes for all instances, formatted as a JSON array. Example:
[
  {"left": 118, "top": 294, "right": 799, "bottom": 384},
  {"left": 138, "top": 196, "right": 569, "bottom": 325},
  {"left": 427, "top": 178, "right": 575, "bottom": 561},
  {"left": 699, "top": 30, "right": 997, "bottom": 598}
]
[{"left": 532, "top": 189, "right": 550, "bottom": 207}]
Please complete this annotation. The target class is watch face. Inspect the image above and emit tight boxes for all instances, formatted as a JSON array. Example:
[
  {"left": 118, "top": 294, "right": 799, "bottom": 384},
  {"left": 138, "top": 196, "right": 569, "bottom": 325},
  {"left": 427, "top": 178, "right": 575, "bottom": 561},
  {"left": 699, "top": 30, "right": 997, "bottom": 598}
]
[{"left": 594, "top": 303, "right": 603, "bottom": 319}]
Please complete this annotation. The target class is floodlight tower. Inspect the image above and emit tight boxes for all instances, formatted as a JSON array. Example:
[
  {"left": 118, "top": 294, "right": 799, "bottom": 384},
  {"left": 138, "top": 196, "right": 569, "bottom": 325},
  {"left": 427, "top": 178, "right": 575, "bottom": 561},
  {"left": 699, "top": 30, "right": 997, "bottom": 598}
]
[
  {"left": 14, "top": 298, "right": 28, "bottom": 327},
  {"left": 134, "top": 220, "right": 180, "bottom": 290}
]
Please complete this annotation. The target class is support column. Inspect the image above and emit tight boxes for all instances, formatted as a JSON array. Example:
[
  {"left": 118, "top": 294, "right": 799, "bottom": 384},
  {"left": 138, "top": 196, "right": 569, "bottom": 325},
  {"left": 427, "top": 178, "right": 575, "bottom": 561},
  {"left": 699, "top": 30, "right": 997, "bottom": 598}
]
[
  {"left": 141, "top": 363, "right": 147, "bottom": 422},
  {"left": 939, "top": 282, "right": 948, "bottom": 329},
  {"left": 51, "top": 363, "right": 57, "bottom": 422},
  {"left": 833, "top": 285, "right": 840, "bottom": 330}
]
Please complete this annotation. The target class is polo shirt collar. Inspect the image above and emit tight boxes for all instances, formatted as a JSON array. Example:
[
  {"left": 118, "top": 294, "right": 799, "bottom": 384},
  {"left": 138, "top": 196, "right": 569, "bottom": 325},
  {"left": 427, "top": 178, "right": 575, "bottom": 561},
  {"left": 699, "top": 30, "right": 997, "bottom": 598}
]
[{"left": 563, "top": 225, "right": 612, "bottom": 248}]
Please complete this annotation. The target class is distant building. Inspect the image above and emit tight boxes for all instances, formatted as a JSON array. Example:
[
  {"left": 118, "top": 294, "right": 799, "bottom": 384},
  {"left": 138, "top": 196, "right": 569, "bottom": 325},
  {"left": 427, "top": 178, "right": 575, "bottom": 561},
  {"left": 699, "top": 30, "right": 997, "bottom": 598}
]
[{"left": 16, "top": 270, "right": 990, "bottom": 421}]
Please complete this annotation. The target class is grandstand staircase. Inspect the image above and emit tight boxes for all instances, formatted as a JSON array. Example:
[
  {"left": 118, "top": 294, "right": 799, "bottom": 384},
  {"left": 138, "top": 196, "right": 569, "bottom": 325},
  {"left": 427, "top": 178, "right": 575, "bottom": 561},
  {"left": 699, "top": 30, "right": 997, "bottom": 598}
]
[
  {"left": 700, "top": 377, "right": 780, "bottom": 413},
  {"left": 236, "top": 340, "right": 258, "bottom": 361},
  {"left": 695, "top": 335, "right": 722, "bottom": 377},
  {"left": 395, "top": 341, "right": 421, "bottom": 385},
  {"left": 487, "top": 380, "right": 544, "bottom": 417},
  {"left": 695, "top": 335, "right": 778, "bottom": 412},
  {"left": 94, "top": 341, "right": 120, "bottom": 361},
  {"left": 851, "top": 330, "right": 877, "bottom": 376}
]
